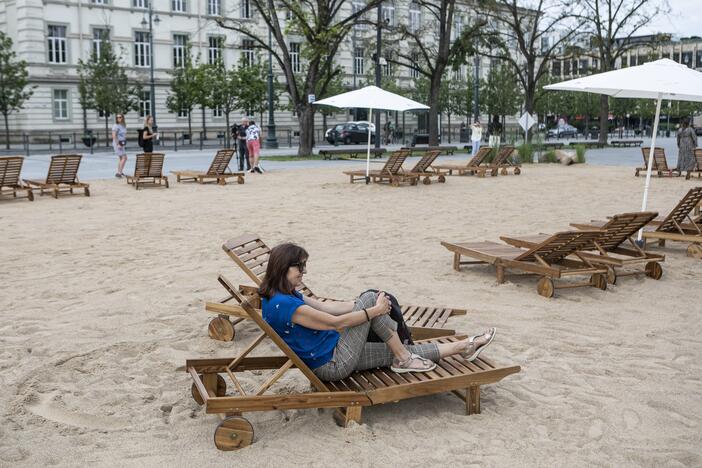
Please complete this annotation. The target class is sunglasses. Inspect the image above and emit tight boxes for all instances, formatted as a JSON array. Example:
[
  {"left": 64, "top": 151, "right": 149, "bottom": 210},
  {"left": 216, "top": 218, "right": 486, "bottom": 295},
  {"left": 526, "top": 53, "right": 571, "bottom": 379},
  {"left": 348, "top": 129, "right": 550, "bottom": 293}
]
[{"left": 290, "top": 261, "right": 307, "bottom": 273}]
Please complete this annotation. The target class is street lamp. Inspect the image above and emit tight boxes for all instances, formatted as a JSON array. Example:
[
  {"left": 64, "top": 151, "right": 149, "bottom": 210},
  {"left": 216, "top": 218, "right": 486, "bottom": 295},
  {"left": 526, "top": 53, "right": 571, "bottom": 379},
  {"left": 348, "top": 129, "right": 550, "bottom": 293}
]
[
  {"left": 141, "top": 3, "right": 160, "bottom": 133},
  {"left": 374, "top": 4, "right": 382, "bottom": 149},
  {"left": 263, "top": 0, "right": 278, "bottom": 148}
]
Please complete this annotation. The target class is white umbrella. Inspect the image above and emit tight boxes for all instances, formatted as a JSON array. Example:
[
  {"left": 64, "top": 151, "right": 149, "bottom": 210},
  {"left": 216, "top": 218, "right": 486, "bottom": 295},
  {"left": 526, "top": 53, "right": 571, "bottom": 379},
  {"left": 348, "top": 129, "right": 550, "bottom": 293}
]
[
  {"left": 314, "top": 85, "right": 430, "bottom": 182},
  {"left": 544, "top": 59, "right": 702, "bottom": 240}
]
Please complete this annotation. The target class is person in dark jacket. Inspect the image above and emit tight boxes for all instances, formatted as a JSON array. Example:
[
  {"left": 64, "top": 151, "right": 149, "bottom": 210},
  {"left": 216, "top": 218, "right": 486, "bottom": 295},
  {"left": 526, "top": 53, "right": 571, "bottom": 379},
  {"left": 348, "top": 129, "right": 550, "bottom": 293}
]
[
  {"left": 235, "top": 117, "right": 250, "bottom": 172},
  {"left": 141, "top": 115, "right": 158, "bottom": 153}
]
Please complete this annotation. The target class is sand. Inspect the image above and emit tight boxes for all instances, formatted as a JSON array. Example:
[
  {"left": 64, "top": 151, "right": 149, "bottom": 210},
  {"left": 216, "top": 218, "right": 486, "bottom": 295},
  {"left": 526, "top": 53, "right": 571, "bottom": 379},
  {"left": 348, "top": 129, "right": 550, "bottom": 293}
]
[{"left": 1, "top": 163, "right": 701, "bottom": 467}]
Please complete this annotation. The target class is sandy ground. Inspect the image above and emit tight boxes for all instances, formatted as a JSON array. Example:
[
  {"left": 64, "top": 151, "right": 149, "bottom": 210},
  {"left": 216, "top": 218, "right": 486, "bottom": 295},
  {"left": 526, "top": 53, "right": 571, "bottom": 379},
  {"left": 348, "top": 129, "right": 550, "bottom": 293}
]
[{"left": 1, "top": 163, "right": 701, "bottom": 467}]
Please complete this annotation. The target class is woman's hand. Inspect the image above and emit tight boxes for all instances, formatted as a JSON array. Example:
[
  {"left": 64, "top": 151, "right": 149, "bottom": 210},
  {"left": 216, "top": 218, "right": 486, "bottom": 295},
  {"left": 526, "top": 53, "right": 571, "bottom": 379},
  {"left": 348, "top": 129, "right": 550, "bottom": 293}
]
[{"left": 372, "top": 292, "right": 391, "bottom": 317}]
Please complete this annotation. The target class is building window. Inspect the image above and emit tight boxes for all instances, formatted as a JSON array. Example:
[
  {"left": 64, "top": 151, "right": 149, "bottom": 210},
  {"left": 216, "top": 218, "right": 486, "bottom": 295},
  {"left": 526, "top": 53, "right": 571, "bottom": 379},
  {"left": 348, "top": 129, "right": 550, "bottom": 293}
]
[
  {"left": 178, "top": 103, "right": 189, "bottom": 118},
  {"left": 621, "top": 56, "right": 627, "bottom": 67},
  {"left": 172, "top": 0, "right": 186, "bottom": 12},
  {"left": 382, "top": 51, "right": 392, "bottom": 76},
  {"left": 409, "top": 1, "right": 420, "bottom": 32},
  {"left": 563, "top": 60, "right": 571, "bottom": 75},
  {"left": 552, "top": 60, "right": 561, "bottom": 76},
  {"left": 173, "top": 34, "right": 187, "bottom": 67},
  {"left": 91, "top": 0, "right": 109, "bottom": 4},
  {"left": 290, "top": 42, "right": 301, "bottom": 73},
  {"left": 354, "top": 47, "right": 364, "bottom": 75},
  {"left": 208, "top": 0, "right": 221, "bottom": 15},
  {"left": 241, "top": 0, "right": 251, "bottom": 18},
  {"left": 452, "top": 15, "right": 463, "bottom": 41},
  {"left": 410, "top": 52, "right": 419, "bottom": 78},
  {"left": 213, "top": 106, "right": 223, "bottom": 118},
  {"left": 661, "top": 51, "right": 670, "bottom": 59},
  {"left": 208, "top": 36, "right": 223, "bottom": 65},
  {"left": 53, "top": 89, "right": 69, "bottom": 120},
  {"left": 682, "top": 51, "right": 693, "bottom": 68},
  {"left": 352, "top": 0, "right": 367, "bottom": 31},
  {"left": 242, "top": 39, "right": 255, "bottom": 66},
  {"left": 134, "top": 31, "right": 151, "bottom": 67},
  {"left": 673, "top": 51, "right": 680, "bottom": 63},
  {"left": 139, "top": 91, "right": 151, "bottom": 117},
  {"left": 47, "top": 25, "right": 67, "bottom": 64},
  {"left": 133, "top": 0, "right": 148, "bottom": 8},
  {"left": 381, "top": 2, "right": 394, "bottom": 26},
  {"left": 696, "top": 50, "right": 702, "bottom": 68},
  {"left": 630, "top": 55, "right": 638, "bottom": 66},
  {"left": 92, "top": 28, "right": 109, "bottom": 59}
]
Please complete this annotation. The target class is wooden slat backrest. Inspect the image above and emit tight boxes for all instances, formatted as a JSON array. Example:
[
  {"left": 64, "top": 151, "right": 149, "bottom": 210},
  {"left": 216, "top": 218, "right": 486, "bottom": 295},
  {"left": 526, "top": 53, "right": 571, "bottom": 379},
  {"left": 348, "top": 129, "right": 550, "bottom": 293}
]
[
  {"left": 135, "top": 153, "right": 165, "bottom": 177},
  {"left": 0, "top": 156, "right": 23, "bottom": 187},
  {"left": 641, "top": 147, "right": 664, "bottom": 171},
  {"left": 694, "top": 149, "right": 702, "bottom": 170},
  {"left": 597, "top": 212, "right": 658, "bottom": 250},
  {"left": 409, "top": 150, "right": 441, "bottom": 173},
  {"left": 491, "top": 146, "right": 515, "bottom": 166},
  {"left": 207, "top": 149, "right": 235, "bottom": 175},
  {"left": 467, "top": 146, "right": 492, "bottom": 167},
  {"left": 46, "top": 154, "right": 82, "bottom": 184},
  {"left": 515, "top": 230, "right": 604, "bottom": 263},
  {"left": 380, "top": 150, "right": 410, "bottom": 176},
  {"left": 227, "top": 284, "right": 331, "bottom": 393},
  {"left": 655, "top": 187, "right": 702, "bottom": 233}
]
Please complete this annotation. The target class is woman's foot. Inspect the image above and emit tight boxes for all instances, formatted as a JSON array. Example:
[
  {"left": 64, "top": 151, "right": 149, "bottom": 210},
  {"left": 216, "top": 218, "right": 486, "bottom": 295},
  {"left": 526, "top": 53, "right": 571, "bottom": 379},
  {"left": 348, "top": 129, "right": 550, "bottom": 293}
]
[
  {"left": 390, "top": 353, "right": 436, "bottom": 374},
  {"left": 461, "top": 328, "right": 496, "bottom": 362},
  {"left": 115, "top": 173, "right": 122, "bottom": 178}
]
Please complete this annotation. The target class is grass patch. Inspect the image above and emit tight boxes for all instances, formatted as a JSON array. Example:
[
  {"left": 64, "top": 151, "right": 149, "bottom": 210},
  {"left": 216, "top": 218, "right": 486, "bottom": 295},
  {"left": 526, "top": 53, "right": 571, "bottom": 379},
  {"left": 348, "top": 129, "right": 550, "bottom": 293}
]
[
  {"left": 574, "top": 144, "right": 587, "bottom": 163},
  {"left": 516, "top": 144, "right": 535, "bottom": 164},
  {"left": 541, "top": 150, "right": 558, "bottom": 163}
]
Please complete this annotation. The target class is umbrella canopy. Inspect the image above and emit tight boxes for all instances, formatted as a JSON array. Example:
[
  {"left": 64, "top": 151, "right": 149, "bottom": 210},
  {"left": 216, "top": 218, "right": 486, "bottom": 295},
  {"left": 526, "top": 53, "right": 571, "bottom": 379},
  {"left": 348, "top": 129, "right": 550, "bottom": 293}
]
[
  {"left": 314, "top": 86, "right": 429, "bottom": 182},
  {"left": 543, "top": 59, "right": 702, "bottom": 240}
]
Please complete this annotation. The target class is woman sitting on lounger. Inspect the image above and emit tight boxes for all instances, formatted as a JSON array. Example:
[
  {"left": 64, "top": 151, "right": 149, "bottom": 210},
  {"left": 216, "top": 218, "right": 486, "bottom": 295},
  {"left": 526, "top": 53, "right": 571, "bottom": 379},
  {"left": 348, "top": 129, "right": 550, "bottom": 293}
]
[{"left": 259, "top": 243, "right": 496, "bottom": 381}]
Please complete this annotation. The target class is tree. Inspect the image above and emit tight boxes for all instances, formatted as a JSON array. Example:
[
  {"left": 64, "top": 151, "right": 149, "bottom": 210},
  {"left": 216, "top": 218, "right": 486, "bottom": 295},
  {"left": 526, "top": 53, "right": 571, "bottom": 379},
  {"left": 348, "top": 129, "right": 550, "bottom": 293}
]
[
  {"left": 193, "top": 61, "right": 212, "bottom": 140},
  {"left": 77, "top": 62, "right": 94, "bottom": 134},
  {"left": 482, "top": 63, "right": 522, "bottom": 138},
  {"left": 233, "top": 57, "right": 280, "bottom": 127},
  {"left": 574, "top": 0, "right": 667, "bottom": 143},
  {"left": 218, "top": 0, "right": 383, "bottom": 156},
  {"left": 206, "top": 61, "right": 239, "bottom": 148},
  {"left": 166, "top": 45, "right": 199, "bottom": 140},
  {"left": 0, "top": 31, "right": 34, "bottom": 149},
  {"left": 481, "top": 0, "right": 579, "bottom": 141},
  {"left": 316, "top": 73, "right": 347, "bottom": 140}
]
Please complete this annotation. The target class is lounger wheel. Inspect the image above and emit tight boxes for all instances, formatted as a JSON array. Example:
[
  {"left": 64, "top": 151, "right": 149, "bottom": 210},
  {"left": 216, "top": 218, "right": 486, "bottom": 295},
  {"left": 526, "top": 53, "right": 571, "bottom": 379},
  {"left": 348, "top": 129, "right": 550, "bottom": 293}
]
[
  {"left": 500, "top": 167, "right": 508, "bottom": 175},
  {"left": 214, "top": 416, "right": 254, "bottom": 451},
  {"left": 84, "top": 187, "right": 90, "bottom": 197},
  {"left": 422, "top": 176, "right": 431, "bottom": 185},
  {"left": 536, "top": 277, "right": 555, "bottom": 298},
  {"left": 514, "top": 167, "right": 521, "bottom": 175},
  {"left": 645, "top": 261, "right": 663, "bottom": 279},
  {"left": 687, "top": 243, "right": 702, "bottom": 259},
  {"left": 438, "top": 175, "right": 446, "bottom": 183},
  {"left": 590, "top": 273, "right": 607, "bottom": 291},
  {"left": 191, "top": 373, "right": 227, "bottom": 405},
  {"left": 27, "top": 190, "right": 34, "bottom": 201},
  {"left": 391, "top": 180, "right": 400, "bottom": 187},
  {"left": 208, "top": 316, "right": 235, "bottom": 341},
  {"left": 606, "top": 267, "right": 617, "bottom": 285}
]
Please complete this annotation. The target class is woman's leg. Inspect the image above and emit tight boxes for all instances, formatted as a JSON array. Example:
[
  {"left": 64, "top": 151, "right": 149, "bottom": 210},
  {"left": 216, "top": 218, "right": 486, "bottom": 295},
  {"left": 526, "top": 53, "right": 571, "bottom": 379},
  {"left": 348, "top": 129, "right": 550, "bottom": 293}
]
[
  {"left": 252, "top": 140, "right": 260, "bottom": 168},
  {"left": 118, "top": 155, "right": 127, "bottom": 174},
  {"left": 247, "top": 141, "right": 255, "bottom": 169}
]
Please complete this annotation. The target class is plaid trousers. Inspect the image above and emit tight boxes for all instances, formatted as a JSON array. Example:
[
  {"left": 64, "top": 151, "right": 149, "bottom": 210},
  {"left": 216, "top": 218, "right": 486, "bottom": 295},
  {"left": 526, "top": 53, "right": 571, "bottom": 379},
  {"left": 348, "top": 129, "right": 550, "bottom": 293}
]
[{"left": 313, "top": 291, "right": 440, "bottom": 381}]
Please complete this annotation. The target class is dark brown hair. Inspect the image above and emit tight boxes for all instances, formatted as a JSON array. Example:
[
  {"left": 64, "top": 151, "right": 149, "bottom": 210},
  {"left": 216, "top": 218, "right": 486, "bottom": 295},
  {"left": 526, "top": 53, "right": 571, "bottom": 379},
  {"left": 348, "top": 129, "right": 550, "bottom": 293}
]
[
  {"left": 681, "top": 118, "right": 690, "bottom": 128},
  {"left": 259, "top": 243, "right": 308, "bottom": 299}
]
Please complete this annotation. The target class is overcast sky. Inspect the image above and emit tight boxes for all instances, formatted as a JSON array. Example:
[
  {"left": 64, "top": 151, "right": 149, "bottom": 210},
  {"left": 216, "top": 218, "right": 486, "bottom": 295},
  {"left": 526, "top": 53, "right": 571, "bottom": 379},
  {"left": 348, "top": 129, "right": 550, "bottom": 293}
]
[{"left": 639, "top": 0, "right": 702, "bottom": 38}]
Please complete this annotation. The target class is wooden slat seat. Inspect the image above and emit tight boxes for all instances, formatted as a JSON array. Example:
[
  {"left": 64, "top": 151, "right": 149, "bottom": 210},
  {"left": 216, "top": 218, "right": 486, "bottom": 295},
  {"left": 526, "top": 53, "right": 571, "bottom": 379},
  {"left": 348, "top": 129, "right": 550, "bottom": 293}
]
[
  {"left": 685, "top": 149, "right": 702, "bottom": 180},
  {"left": 431, "top": 146, "right": 492, "bottom": 176},
  {"left": 23, "top": 154, "right": 89, "bottom": 198},
  {"left": 0, "top": 156, "right": 33, "bottom": 201},
  {"left": 635, "top": 147, "right": 681, "bottom": 177},
  {"left": 343, "top": 150, "right": 418, "bottom": 186},
  {"left": 488, "top": 146, "right": 520, "bottom": 176},
  {"left": 642, "top": 187, "right": 702, "bottom": 258},
  {"left": 126, "top": 153, "right": 169, "bottom": 189},
  {"left": 171, "top": 149, "right": 245, "bottom": 185},
  {"left": 406, "top": 150, "right": 446, "bottom": 185}
]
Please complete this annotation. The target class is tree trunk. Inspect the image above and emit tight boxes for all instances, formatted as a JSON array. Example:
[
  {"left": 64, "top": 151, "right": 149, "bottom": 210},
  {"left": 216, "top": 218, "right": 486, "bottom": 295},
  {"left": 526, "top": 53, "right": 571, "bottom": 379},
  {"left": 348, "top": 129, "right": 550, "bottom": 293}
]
[
  {"left": 427, "top": 75, "right": 442, "bottom": 146},
  {"left": 3, "top": 113, "right": 9, "bottom": 150},
  {"left": 297, "top": 105, "right": 315, "bottom": 157},
  {"left": 82, "top": 107, "right": 88, "bottom": 134},
  {"left": 322, "top": 113, "right": 327, "bottom": 141},
  {"left": 225, "top": 113, "right": 230, "bottom": 148},
  {"left": 201, "top": 106, "right": 207, "bottom": 140},
  {"left": 105, "top": 116, "right": 109, "bottom": 147},
  {"left": 598, "top": 94, "right": 608, "bottom": 144},
  {"left": 524, "top": 88, "right": 536, "bottom": 143},
  {"left": 447, "top": 112, "right": 451, "bottom": 143},
  {"left": 188, "top": 112, "right": 192, "bottom": 143}
]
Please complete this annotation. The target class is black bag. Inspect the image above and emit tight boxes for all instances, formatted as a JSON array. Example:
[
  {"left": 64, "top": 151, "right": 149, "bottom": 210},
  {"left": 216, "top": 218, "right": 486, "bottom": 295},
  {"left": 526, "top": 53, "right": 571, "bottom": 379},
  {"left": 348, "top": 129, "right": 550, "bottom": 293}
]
[
  {"left": 137, "top": 129, "right": 144, "bottom": 148},
  {"left": 363, "top": 289, "right": 414, "bottom": 345}
]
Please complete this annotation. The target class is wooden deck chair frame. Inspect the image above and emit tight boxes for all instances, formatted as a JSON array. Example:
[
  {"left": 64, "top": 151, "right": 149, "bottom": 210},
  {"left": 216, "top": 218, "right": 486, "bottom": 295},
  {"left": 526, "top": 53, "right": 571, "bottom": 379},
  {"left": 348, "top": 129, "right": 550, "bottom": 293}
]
[
  {"left": 187, "top": 283, "right": 521, "bottom": 451},
  {"left": 635, "top": 147, "right": 681, "bottom": 177},
  {"left": 203, "top": 233, "right": 467, "bottom": 342},
  {"left": 441, "top": 230, "right": 610, "bottom": 298},
  {"left": 407, "top": 150, "right": 446, "bottom": 184},
  {"left": 0, "top": 156, "right": 34, "bottom": 201},
  {"left": 23, "top": 154, "right": 89, "bottom": 198},
  {"left": 431, "top": 146, "right": 492, "bottom": 176},
  {"left": 685, "top": 149, "right": 702, "bottom": 180},
  {"left": 486, "top": 146, "right": 520, "bottom": 176},
  {"left": 499, "top": 212, "right": 665, "bottom": 285},
  {"left": 343, "top": 150, "right": 418, "bottom": 186},
  {"left": 641, "top": 186, "right": 702, "bottom": 259},
  {"left": 126, "top": 153, "right": 169, "bottom": 189},
  {"left": 171, "top": 149, "right": 245, "bottom": 185}
]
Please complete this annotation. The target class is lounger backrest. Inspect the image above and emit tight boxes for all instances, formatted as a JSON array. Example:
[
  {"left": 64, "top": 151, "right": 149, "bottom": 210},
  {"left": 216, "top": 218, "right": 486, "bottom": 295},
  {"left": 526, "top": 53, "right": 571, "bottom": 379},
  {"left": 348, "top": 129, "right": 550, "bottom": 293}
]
[
  {"left": 467, "top": 146, "right": 492, "bottom": 167},
  {"left": 222, "top": 233, "right": 317, "bottom": 297},
  {"left": 227, "top": 284, "right": 331, "bottom": 392},
  {"left": 134, "top": 153, "right": 165, "bottom": 178},
  {"left": 409, "top": 150, "right": 441, "bottom": 173},
  {"left": 46, "top": 154, "right": 82, "bottom": 184},
  {"left": 491, "top": 146, "right": 515, "bottom": 166},
  {"left": 381, "top": 150, "right": 410, "bottom": 176},
  {"left": 598, "top": 211, "right": 659, "bottom": 250},
  {"left": 641, "top": 147, "right": 665, "bottom": 171},
  {"left": 694, "top": 149, "right": 702, "bottom": 170},
  {"left": 655, "top": 186, "right": 702, "bottom": 233},
  {"left": 515, "top": 230, "right": 604, "bottom": 263},
  {"left": 0, "top": 156, "right": 23, "bottom": 187},
  {"left": 206, "top": 149, "right": 235, "bottom": 175}
]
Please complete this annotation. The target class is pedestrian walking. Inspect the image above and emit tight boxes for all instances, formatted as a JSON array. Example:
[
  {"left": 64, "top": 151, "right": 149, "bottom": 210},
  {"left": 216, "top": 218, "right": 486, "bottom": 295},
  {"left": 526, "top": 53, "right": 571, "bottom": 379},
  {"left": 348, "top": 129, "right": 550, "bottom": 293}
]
[
  {"left": 470, "top": 119, "right": 482, "bottom": 155},
  {"left": 236, "top": 117, "right": 250, "bottom": 172},
  {"left": 112, "top": 114, "right": 128, "bottom": 178},
  {"left": 140, "top": 115, "right": 158, "bottom": 153},
  {"left": 247, "top": 119, "right": 263, "bottom": 173},
  {"left": 676, "top": 118, "right": 698, "bottom": 172}
]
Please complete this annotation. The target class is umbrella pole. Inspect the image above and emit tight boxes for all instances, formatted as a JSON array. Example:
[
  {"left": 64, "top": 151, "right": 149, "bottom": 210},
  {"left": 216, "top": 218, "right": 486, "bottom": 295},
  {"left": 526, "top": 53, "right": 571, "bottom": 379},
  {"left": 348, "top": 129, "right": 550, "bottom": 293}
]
[
  {"left": 637, "top": 94, "right": 663, "bottom": 243},
  {"left": 366, "top": 107, "right": 373, "bottom": 184}
]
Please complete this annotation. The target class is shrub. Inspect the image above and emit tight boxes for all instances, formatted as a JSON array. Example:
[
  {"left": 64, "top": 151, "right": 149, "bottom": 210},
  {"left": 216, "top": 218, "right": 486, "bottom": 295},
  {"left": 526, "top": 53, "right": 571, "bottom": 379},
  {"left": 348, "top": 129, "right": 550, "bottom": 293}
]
[
  {"left": 516, "top": 143, "right": 534, "bottom": 164},
  {"left": 574, "top": 144, "right": 587, "bottom": 163},
  {"left": 541, "top": 150, "right": 558, "bottom": 163}
]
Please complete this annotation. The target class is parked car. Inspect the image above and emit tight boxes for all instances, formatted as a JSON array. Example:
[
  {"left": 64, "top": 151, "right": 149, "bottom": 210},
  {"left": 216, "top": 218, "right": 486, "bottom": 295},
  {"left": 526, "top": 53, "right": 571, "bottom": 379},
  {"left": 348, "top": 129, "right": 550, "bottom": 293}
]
[
  {"left": 326, "top": 122, "right": 376, "bottom": 144},
  {"left": 547, "top": 124, "right": 579, "bottom": 139},
  {"left": 695, "top": 126, "right": 702, "bottom": 136}
]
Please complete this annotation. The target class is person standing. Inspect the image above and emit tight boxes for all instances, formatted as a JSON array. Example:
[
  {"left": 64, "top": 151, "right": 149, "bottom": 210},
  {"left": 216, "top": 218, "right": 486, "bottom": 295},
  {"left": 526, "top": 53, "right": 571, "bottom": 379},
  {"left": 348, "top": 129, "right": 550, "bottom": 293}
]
[
  {"left": 141, "top": 115, "right": 158, "bottom": 153},
  {"left": 676, "top": 118, "right": 697, "bottom": 172},
  {"left": 236, "top": 117, "right": 250, "bottom": 172},
  {"left": 112, "top": 114, "right": 128, "bottom": 178},
  {"left": 246, "top": 119, "right": 262, "bottom": 173},
  {"left": 470, "top": 119, "right": 483, "bottom": 155}
]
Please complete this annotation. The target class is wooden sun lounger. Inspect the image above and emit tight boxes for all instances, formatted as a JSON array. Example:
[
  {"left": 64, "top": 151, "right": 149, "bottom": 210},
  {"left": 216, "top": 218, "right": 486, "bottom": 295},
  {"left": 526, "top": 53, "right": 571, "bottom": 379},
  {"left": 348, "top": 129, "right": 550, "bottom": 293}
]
[
  {"left": 23, "top": 154, "right": 90, "bottom": 198},
  {"left": 407, "top": 150, "right": 446, "bottom": 184},
  {"left": 500, "top": 212, "right": 665, "bottom": 285},
  {"left": 0, "top": 156, "right": 33, "bottom": 201},
  {"left": 441, "top": 230, "right": 610, "bottom": 298},
  {"left": 204, "top": 233, "right": 467, "bottom": 342},
  {"left": 343, "top": 150, "right": 419, "bottom": 186},
  {"left": 431, "top": 146, "right": 492, "bottom": 176},
  {"left": 635, "top": 147, "right": 681, "bottom": 177},
  {"left": 642, "top": 187, "right": 702, "bottom": 259},
  {"left": 489, "top": 146, "right": 520, "bottom": 176},
  {"left": 126, "top": 153, "right": 169, "bottom": 189},
  {"left": 171, "top": 149, "right": 244, "bottom": 185},
  {"left": 187, "top": 285, "right": 521, "bottom": 451},
  {"left": 685, "top": 149, "right": 702, "bottom": 180}
]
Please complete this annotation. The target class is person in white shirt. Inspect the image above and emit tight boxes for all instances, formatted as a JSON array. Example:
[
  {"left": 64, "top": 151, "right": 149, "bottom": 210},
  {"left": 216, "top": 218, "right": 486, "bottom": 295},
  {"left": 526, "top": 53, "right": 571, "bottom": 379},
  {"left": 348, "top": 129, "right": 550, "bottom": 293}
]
[
  {"left": 471, "top": 119, "right": 483, "bottom": 156},
  {"left": 246, "top": 120, "right": 263, "bottom": 173}
]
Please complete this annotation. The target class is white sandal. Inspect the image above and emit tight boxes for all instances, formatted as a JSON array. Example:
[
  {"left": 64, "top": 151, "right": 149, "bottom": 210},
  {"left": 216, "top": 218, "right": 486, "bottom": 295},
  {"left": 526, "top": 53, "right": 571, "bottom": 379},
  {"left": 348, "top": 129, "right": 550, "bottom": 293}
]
[
  {"left": 391, "top": 353, "right": 437, "bottom": 373},
  {"left": 462, "top": 328, "right": 496, "bottom": 362}
]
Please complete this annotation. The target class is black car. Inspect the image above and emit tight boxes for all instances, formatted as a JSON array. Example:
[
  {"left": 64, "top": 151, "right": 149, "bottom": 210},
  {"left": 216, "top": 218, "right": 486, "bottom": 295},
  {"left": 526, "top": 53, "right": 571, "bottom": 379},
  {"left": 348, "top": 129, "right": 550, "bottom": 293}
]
[{"left": 326, "top": 123, "right": 375, "bottom": 144}]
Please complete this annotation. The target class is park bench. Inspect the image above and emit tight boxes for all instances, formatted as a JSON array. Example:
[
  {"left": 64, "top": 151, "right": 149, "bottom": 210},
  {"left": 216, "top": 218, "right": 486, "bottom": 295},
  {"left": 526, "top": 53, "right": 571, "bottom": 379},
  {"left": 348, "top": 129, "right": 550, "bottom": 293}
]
[
  {"left": 318, "top": 148, "right": 386, "bottom": 160},
  {"left": 610, "top": 139, "right": 643, "bottom": 147},
  {"left": 570, "top": 140, "right": 605, "bottom": 149},
  {"left": 402, "top": 145, "right": 458, "bottom": 155}
]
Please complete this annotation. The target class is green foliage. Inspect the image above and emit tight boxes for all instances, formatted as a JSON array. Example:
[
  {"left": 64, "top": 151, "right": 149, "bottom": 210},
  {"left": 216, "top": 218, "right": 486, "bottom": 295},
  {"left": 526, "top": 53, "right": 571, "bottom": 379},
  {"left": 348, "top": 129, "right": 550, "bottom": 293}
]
[
  {"left": 574, "top": 144, "right": 587, "bottom": 163},
  {"left": 0, "top": 31, "right": 35, "bottom": 147},
  {"left": 542, "top": 150, "right": 558, "bottom": 163},
  {"left": 482, "top": 64, "right": 522, "bottom": 119},
  {"left": 233, "top": 56, "right": 280, "bottom": 119},
  {"left": 166, "top": 45, "right": 199, "bottom": 132},
  {"left": 516, "top": 143, "right": 535, "bottom": 164}
]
